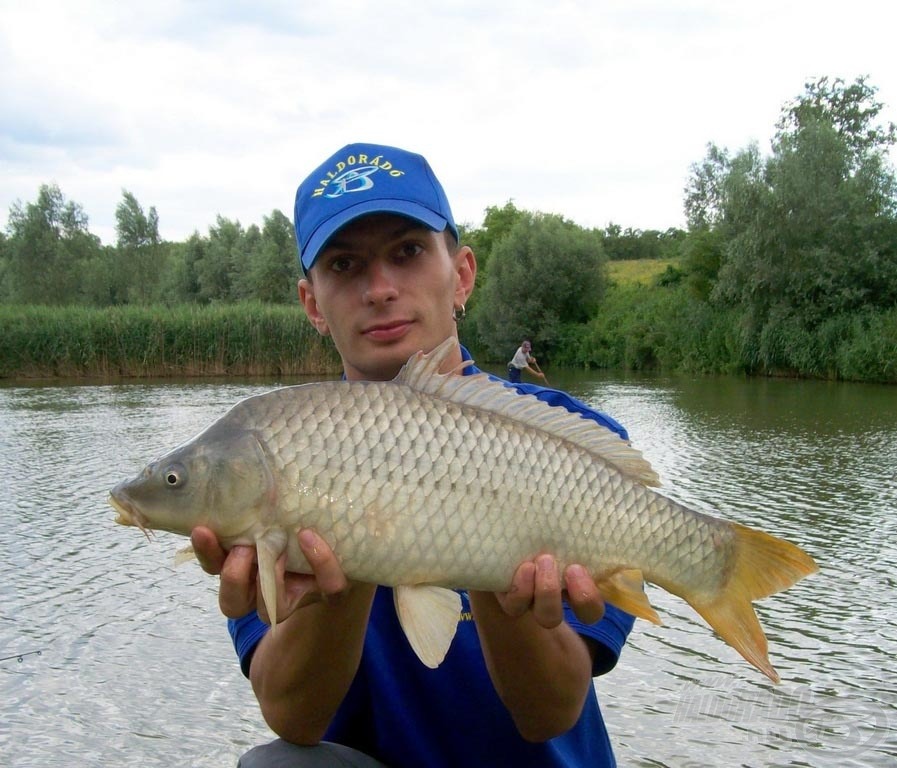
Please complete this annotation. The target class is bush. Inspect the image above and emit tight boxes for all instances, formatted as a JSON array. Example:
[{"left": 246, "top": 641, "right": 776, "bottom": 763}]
[{"left": 835, "top": 309, "right": 897, "bottom": 382}]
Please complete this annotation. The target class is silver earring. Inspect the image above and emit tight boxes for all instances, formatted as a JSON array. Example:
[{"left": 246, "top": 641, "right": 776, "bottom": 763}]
[{"left": 452, "top": 304, "right": 466, "bottom": 322}]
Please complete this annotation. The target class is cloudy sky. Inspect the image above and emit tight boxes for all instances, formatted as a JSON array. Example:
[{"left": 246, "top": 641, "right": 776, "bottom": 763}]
[{"left": 2, "top": 0, "right": 895, "bottom": 245}]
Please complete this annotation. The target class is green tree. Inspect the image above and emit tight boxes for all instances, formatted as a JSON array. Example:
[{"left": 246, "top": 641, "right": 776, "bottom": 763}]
[
  {"left": 241, "top": 210, "right": 299, "bottom": 303},
  {"left": 196, "top": 216, "right": 245, "bottom": 302},
  {"left": 475, "top": 212, "right": 607, "bottom": 359},
  {"left": 0, "top": 231, "right": 10, "bottom": 301},
  {"left": 684, "top": 143, "right": 732, "bottom": 230},
  {"left": 601, "top": 224, "right": 678, "bottom": 261},
  {"left": 656, "top": 228, "right": 687, "bottom": 261},
  {"left": 161, "top": 235, "right": 204, "bottom": 304},
  {"left": 716, "top": 79, "right": 897, "bottom": 314},
  {"left": 4, "top": 184, "right": 102, "bottom": 304},
  {"left": 461, "top": 200, "right": 527, "bottom": 278},
  {"left": 115, "top": 190, "right": 163, "bottom": 304},
  {"left": 602, "top": 224, "right": 634, "bottom": 260},
  {"left": 775, "top": 75, "right": 897, "bottom": 172},
  {"left": 680, "top": 227, "right": 724, "bottom": 302},
  {"left": 231, "top": 224, "right": 263, "bottom": 301},
  {"left": 704, "top": 77, "right": 897, "bottom": 372},
  {"left": 81, "top": 245, "right": 126, "bottom": 306}
]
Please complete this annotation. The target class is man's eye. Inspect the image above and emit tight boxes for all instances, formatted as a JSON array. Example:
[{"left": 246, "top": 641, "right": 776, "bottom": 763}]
[
  {"left": 396, "top": 242, "right": 423, "bottom": 262},
  {"left": 330, "top": 256, "right": 354, "bottom": 273}
]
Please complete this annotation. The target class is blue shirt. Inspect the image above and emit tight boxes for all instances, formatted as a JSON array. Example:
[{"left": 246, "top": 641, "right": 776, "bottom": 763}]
[{"left": 228, "top": 346, "right": 633, "bottom": 767}]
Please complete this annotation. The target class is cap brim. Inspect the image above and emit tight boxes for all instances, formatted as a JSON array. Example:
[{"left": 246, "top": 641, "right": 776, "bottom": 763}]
[{"left": 300, "top": 199, "right": 450, "bottom": 272}]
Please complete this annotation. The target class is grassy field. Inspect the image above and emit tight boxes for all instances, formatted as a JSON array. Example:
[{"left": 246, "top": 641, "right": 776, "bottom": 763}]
[{"left": 607, "top": 258, "right": 680, "bottom": 286}]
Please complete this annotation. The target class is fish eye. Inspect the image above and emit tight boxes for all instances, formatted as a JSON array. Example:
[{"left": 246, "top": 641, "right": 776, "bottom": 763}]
[{"left": 163, "top": 464, "right": 186, "bottom": 488}]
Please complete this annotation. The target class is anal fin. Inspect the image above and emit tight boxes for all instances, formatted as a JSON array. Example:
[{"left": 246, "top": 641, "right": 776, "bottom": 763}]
[
  {"left": 393, "top": 585, "right": 462, "bottom": 668},
  {"left": 596, "top": 569, "right": 662, "bottom": 625}
]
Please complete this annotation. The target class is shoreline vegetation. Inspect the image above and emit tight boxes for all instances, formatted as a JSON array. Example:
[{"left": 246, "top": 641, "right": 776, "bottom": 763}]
[
  {"left": 3, "top": 270, "right": 894, "bottom": 384},
  {"left": 0, "top": 303, "right": 342, "bottom": 380}
]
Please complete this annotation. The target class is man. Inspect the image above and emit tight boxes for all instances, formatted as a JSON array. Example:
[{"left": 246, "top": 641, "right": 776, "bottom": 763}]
[
  {"left": 508, "top": 339, "right": 546, "bottom": 384},
  {"left": 191, "top": 143, "right": 634, "bottom": 767}
]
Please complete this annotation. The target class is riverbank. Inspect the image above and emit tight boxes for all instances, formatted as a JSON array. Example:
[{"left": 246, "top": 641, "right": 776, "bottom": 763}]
[{"left": 2, "top": 297, "right": 895, "bottom": 383}]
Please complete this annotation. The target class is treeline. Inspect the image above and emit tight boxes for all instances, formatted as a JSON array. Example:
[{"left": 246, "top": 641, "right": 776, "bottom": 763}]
[
  {"left": 0, "top": 192, "right": 301, "bottom": 307},
  {"left": 0, "top": 187, "right": 677, "bottom": 310},
  {"left": 460, "top": 76, "right": 897, "bottom": 382},
  {"left": 2, "top": 76, "right": 896, "bottom": 382}
]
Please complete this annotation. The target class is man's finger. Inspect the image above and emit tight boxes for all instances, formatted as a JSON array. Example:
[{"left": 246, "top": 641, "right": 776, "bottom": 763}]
[
  {"left": 218, "top": 545, "right": 258, "bottom": 618},
  {"left": 298, "top": 529, "right": 348, "bottom": 598},
  {"left": 496, "top": 561, "right": 536, "bottom": 617},
  {"left": 532, "top": 555, "right": 563, "bottom": 628},
  {"left": 564, "top": 564, "right": 605, "bottom": 625},
  {"left": 190, "top": 526, "right": 226, "bottom": 575}
]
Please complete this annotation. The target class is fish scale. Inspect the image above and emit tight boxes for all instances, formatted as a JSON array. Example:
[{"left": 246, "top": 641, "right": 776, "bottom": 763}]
[
  {"left": 243, "top": 381, "right": 727, "bottom": 595},
  {"left": 110, "top": 336, "right": 817, "bottom": 679}
]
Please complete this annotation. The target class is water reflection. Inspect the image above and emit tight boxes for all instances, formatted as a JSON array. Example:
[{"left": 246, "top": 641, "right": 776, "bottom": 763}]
[{"left": 2, "top": 373, "right": 895, "bottom": 767}]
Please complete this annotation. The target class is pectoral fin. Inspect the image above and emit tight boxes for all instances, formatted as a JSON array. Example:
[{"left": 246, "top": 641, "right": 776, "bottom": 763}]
[
  {"left": 255, "top": 529, "right": 289, "bottom": 634},
  {"left": 174, "top": 544, "right": 196, "bottom": 566},
  {"left": 596, "top": 569, "right": 662, "bottom": 625},
  {"left": 393, "top": 586, "right": 462, "bottom": 668}
]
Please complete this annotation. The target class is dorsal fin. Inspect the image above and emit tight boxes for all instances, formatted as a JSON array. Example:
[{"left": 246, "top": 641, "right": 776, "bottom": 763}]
[{"left": 394, "top": 337, "right": 660, "bottom": 486}]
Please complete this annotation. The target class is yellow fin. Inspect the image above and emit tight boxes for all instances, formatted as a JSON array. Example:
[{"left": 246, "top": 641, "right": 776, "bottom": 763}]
[
  {"left": 596, "top": 569, "right": 662, "bottom": 625},
  {"left": 393, "top": 585, "right": 462, "bottom": 668},
  {"left": 686, "top": 523, "right": 818, "bottom": 683}
]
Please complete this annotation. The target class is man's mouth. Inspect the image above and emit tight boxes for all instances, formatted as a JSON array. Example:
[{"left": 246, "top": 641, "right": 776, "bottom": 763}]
[{"left": 362, "top": 320, "right": 413, "bottom": 342}]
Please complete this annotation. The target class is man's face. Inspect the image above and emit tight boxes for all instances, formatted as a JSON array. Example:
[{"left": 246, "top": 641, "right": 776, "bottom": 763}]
[{"left": 298, "top": 214, "right": 475, "bottom": 381}]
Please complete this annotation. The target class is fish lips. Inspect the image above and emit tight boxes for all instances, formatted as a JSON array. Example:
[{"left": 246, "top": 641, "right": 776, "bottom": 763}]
[{"left": 108, "top": 486, "right": 152, "bottom": 537}]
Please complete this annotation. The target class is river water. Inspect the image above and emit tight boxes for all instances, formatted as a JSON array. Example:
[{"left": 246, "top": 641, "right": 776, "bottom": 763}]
[{"left": 1, "top": 369, "right": 895, "bottom": 767}]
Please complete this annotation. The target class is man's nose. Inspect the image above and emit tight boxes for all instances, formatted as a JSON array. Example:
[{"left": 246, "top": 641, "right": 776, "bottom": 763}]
[{"left": 363, "top": 260, "right": 399, "bottom": 304}]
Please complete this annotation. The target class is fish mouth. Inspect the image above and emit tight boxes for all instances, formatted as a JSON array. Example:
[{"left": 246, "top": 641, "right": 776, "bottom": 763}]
[{"left": 108, "top": 492, "right": 153, "bottom": 540}]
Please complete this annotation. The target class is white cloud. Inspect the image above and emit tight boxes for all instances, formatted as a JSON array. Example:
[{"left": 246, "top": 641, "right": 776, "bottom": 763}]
[{"left": 1, "top": 0, "right": 895, "bottom": 245}]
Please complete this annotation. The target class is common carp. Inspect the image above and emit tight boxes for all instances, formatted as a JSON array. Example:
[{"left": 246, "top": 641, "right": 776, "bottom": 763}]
[{"left": 109, "top": 337, "right": 817, "bottom": 681}]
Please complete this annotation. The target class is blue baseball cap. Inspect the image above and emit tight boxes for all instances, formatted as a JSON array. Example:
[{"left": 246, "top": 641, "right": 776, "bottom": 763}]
[{"left": 294, "top": 143, "right": 458, "bottom": 273}]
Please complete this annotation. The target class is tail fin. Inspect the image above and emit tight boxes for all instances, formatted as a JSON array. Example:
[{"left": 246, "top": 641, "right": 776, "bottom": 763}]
[{"left": 686, "top": 523, "right": 818, "bottom": 682}]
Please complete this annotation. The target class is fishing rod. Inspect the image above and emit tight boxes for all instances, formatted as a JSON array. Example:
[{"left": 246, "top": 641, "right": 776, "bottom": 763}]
[{"left": 0, "top": 649, "right": 43, "bottom": 663}]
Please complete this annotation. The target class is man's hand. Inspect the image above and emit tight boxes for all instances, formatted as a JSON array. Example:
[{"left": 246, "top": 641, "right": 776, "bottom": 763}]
[
  {"left": 494, "top": 555, "right": 605, "bottom": 627},
  {"left": 189, "top": 527, "right": 350, "bottom": 624},
  {"left": 470, "top": 554, "right": 603, "bottom": 741}
]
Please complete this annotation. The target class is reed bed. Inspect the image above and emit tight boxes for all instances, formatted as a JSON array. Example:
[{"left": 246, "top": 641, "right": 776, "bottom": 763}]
[{"left": 0, "top": 303, "right": 341, "bottom": 379}]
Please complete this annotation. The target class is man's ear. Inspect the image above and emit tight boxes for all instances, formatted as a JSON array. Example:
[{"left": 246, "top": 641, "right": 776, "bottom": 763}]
[
  {"left": 454, "top": 246, "right": 477, "bottom": 308},
  {"left": 298, "top": 278, "right": 330, "bottom": 336}
]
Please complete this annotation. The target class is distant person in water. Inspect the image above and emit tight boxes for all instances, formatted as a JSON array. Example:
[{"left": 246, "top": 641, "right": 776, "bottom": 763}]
[{"left": 507, "top": 340, "right": 546, "bottom": 384}]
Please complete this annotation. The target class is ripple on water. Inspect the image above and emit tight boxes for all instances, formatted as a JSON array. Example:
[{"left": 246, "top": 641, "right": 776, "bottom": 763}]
[{"left": 3, "top": 375, "right": 897, "bottom": 767}]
